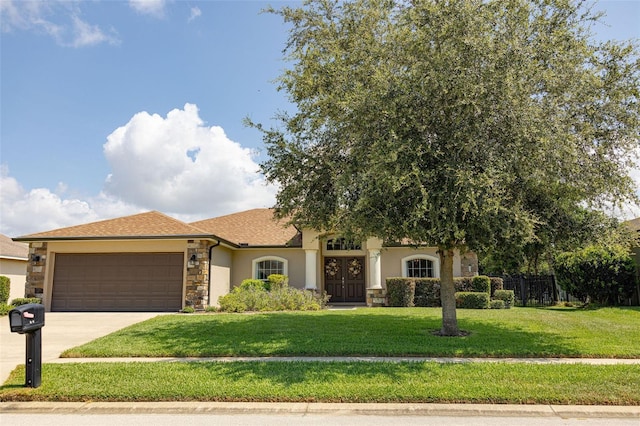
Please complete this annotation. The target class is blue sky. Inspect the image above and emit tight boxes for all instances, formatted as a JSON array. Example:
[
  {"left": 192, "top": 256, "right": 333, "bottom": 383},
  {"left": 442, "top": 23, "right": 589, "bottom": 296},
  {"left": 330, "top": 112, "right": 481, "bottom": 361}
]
[{"left": 1, "top": 0, "right": 639, "bottom": 237}]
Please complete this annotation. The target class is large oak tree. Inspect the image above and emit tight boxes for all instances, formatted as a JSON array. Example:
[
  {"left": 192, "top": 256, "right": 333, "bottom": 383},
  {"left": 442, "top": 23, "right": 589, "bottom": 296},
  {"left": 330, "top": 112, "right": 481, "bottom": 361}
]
[{"left": 251, "top": 0, "right": 640, "bottom": 335}]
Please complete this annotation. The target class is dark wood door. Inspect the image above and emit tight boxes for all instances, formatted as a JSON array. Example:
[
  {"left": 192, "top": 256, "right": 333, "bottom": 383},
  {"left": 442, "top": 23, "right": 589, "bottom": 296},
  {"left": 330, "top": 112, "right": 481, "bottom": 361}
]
[{"left": 324, "top": 257, "right": 365, "bottom": 303}]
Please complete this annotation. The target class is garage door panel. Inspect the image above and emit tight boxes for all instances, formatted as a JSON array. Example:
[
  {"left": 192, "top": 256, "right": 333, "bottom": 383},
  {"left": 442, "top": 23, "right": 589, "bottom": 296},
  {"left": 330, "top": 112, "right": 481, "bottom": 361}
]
[{"left": 52, "top": 253, "right": 184, "bottom": 312}]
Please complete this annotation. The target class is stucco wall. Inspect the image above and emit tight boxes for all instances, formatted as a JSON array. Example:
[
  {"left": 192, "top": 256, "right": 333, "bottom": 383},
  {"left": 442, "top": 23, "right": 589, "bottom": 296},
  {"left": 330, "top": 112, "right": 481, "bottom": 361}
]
[
  {"left": 210, "top": 245, "right": 232, "bottom": 307},
  {"left": 230, "top": 248, "right": 306, "bottom": 289},
  {"left": 380, "top": 247, "right": 463, "bottom": 281},
  {"left": 0, "top": 258, "right": 27, "bottom": 302}
]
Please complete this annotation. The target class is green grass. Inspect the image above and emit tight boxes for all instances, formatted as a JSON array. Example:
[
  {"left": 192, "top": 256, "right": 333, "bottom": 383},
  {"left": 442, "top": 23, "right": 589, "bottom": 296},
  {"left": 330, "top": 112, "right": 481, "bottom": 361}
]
[
  {"left": 1, "top": 362, "right": 639, "bottom": 404},
  {"left": 2, "top": 307, "right": 639, "bottom": 404},
  {"left": 62, "top": 307, "right": 640, "bottom": 358}
]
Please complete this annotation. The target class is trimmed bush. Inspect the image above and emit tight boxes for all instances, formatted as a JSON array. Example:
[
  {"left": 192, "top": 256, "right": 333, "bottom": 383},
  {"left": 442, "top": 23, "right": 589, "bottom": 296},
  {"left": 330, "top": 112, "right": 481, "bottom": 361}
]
[
  {"left": 386, "top": 278, "right": 414, "bottom": 307},
  {"left": 0, "top": 304, "right": 12, "bottom": 316},
  {"left": 181, "top": 306, "right": 195, "bottom": 313},
  {"left": 493, "top": 289, "right": 515, "bottom": 308},
  {"left": 267, "top": 274, "right": 288, "bottom": 290},
  {"left": 455, "top": 292, "right": 490, "bottom": 309},
  {"left": 490, "top": 299, "right": 506, "bottom": 309},
  {"left": 10, "top": 297, "right": 42, "bottom": 306},
  {"left": 472, "top": 275, "right": 491, "bottom": 293},
  {"left": 0, "top": 276, "right": 10, "bottom": 305},
  {"left": 489, "top": 277, "right": 504, "bottom": 296},
  {"left": 414, "top": 278, "right": 441, "bottom": 307}
]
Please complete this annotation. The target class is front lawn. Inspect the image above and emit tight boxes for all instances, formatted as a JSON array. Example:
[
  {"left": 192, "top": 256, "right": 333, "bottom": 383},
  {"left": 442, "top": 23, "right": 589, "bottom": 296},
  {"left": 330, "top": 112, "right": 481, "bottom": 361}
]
[
  {"left": 1, "top": 362, "right": 639, "bottom": 404},
  {"left": 62, "top": 307, "right": 640, "bottom": 358}
]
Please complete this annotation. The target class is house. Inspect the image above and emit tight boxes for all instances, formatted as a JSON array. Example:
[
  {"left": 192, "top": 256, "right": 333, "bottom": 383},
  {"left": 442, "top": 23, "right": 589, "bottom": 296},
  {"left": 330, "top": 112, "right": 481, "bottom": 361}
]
[
  {"left": 13, "top": 208, "right": 478, "bottom": 312},
  {"left": 0, "top": 233, "right": 29, "bottom": 303}
]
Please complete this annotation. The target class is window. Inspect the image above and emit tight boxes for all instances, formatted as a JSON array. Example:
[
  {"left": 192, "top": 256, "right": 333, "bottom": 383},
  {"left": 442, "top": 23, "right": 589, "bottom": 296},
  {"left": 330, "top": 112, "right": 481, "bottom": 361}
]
[
  {"left": 253, "top": 256, "right": 288, "bottom": 280},
  {"left": 326, "top": 237, "right": 361, "bottom": 251},
  {"left": 401, "top": 255, "right": 440, "bottom": 278}
]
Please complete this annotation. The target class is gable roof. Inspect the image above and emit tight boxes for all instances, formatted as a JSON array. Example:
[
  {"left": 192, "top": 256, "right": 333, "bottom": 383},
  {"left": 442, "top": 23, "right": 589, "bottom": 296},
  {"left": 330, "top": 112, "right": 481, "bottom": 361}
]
[
  {"left": 14, "top": 211, "right": 214, "bottom": 241},
  {"left": 0, "top": 234, "right": 29, "bottom": 260},
  {"left": 191, "top": 208, "right": 300, "bottom": 247}
]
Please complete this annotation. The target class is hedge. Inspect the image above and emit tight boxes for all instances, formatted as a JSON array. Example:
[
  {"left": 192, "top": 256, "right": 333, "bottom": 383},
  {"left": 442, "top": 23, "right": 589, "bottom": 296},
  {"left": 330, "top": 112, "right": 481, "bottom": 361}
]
[
  {"left": 0, "top": 276, "right": 9, "bottom": 305},
  {"left": 472, "top": 275, "right": 491, "bottom": 293},
  {"left": 386, "top": 278, "right": 415, "bottom": 307},
  {"left": 455, "top": 292, "right": 490, "bottom": 309},
  {"left": 493, "top": 289, "right": 515, "bottom": 308}
]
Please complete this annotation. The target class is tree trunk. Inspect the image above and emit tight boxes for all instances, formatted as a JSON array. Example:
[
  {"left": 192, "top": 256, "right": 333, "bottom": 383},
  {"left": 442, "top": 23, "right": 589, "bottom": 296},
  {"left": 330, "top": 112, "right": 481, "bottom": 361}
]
[{"left": 439, "top": 248, "right": 459, "bottom": 336}]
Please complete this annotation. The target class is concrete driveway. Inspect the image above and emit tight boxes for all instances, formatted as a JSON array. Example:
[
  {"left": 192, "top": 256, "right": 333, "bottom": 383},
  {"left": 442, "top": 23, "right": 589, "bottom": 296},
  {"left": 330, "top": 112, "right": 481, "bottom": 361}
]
[{"left": 0, "top": 312, "right": 159, "bottom": 384}]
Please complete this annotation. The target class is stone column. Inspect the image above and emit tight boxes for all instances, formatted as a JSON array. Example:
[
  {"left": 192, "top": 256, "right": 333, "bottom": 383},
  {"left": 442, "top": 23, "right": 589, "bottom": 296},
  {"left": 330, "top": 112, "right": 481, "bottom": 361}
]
[{"left": 305, "top": 249, "right": 318, "bottom": 290}]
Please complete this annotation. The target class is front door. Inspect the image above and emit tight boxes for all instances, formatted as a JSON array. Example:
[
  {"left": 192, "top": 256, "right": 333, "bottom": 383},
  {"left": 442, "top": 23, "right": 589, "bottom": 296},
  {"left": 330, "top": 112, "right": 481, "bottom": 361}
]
[{"left": 324, "top": 257, "right": 366, "bottom": 303}]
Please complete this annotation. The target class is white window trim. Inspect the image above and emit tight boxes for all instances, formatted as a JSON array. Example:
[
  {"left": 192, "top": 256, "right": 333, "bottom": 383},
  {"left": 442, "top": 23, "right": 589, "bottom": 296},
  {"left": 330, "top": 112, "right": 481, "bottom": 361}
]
[
  {"left": 252, "top": 256, "right": 288, "bottom": 280},
  {"left": 401, "top": 254, "right": 440, "bottom": 278}
]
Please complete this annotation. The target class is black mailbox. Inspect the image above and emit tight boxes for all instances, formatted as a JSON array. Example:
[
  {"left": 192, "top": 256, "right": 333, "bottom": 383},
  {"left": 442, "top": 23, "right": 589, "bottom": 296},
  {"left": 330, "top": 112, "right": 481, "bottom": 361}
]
[{"left": 9, "top": 303, "right": 45, "bottom": 334}]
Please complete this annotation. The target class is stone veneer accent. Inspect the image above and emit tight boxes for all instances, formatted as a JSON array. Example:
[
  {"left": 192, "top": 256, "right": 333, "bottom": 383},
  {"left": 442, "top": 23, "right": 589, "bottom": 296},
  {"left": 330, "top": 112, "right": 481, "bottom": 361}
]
[
  {"left": 461, "top": 252, "right": 479, "bottom": 277},
  {"left": 367, "top": 288, "right": 386, "bottom": 307},
  {"left": 25, "top": 242, "right": 47, "bottom": 301},
  {"left": 185, "top": 240, "right": 210, "bottom": 310}
]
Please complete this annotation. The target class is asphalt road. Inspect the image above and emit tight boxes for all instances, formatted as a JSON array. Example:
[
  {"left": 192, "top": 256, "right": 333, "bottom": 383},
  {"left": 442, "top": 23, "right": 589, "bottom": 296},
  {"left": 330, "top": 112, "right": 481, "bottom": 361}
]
[{"left": 1, "top": 412, "right": 639, "bottom": 426}]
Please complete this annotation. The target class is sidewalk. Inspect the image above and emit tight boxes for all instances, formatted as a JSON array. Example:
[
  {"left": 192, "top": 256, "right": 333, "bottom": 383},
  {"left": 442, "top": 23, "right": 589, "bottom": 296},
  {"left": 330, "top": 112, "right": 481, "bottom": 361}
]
[{"left": 1, "top": 401, "right": 639, "bottom": 418}]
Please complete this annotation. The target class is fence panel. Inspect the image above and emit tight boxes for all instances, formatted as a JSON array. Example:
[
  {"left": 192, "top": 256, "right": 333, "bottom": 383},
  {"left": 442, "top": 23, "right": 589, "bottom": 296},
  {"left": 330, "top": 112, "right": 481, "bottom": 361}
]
[{"left": 500, "top": 275, "right": 558, "bottom": 306}]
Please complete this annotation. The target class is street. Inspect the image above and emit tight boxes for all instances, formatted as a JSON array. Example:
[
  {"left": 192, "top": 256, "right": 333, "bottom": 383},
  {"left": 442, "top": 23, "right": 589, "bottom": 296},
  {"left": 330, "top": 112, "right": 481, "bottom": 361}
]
[{"left": 1, "top": 412, "right": 639, "bottom": 426}]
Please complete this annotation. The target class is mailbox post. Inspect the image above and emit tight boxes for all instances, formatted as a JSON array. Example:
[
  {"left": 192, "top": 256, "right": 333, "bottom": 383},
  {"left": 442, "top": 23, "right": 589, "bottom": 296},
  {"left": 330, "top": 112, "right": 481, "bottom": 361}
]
[{"left": 8, "top": 303, "right": 45, "bottom": 388}]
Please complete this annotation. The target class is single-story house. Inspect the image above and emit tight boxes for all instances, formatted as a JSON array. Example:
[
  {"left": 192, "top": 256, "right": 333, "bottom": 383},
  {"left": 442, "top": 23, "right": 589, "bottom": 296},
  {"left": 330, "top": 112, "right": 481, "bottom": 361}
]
[
  {"left": 0, "top": 233, "right": 29, "bottom": 303},
  {"left": 13, "top": 208, "right": 478, "bottom": 312}
]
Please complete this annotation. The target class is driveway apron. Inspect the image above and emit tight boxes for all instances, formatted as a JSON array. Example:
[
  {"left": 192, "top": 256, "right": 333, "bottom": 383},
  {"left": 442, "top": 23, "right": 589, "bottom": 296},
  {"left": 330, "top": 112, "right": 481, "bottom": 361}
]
[{"left": 0, "top": 312, "right": 159, "bottom": 384}]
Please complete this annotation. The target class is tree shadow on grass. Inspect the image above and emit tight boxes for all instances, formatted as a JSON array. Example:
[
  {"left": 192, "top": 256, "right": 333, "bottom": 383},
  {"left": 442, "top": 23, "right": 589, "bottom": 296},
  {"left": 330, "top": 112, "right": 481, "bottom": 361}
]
[{"left": 63, "top": 309, "right": 589, "bottom": 358}]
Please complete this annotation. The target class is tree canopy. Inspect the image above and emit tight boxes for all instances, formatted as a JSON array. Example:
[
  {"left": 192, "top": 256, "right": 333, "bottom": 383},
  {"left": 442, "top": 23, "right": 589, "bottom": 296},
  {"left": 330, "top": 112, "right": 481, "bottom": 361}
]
[{"left": 251, "top": 0, "right": 640, "bottom": 335}]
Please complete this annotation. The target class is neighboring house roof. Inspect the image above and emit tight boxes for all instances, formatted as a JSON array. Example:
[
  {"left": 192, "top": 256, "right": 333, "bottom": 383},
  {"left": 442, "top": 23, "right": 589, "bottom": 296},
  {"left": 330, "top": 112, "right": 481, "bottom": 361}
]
[
  {"left": 0, "top": 234, "right": 28, "bottom": 260},
  {"left": 13, "top": 211, "right": 215, "bottom": 241},
  {"left": 624, "top": 217, "right": 640, "bottom": 233},
  {"left": 191, "top": 208, "right": 301, "bottom": 247}
]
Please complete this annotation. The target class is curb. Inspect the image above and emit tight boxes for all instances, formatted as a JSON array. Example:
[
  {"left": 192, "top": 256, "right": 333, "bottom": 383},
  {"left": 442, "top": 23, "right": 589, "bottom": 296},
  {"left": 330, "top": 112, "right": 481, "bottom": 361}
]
[{"left": 1, "top": 402, "right": 639, "bottom": 418}]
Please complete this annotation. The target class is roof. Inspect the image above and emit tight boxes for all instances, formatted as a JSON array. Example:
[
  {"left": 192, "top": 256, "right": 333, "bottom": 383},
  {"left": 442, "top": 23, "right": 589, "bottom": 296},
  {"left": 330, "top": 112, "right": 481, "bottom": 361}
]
[
  {"left": 14, "top": 211, "right": 214, "bottom": 241},
  {"left": 624, "top": 217, "right": 640, "bottom": 232},
  {"left": 191, "top": 208, "right": 300, "bottom": 247},
  {"left": 0, "top": 234, "right": 29, "bottom": 259}
]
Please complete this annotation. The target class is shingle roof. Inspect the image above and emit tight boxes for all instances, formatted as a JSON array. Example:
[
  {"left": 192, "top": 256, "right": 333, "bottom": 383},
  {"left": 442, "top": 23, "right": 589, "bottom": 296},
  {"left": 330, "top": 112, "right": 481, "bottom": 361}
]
[
  {"left": 624, "top": 217, "right": 640, "bottom": 232},
  {"left": 14, "top": 211, "right": 213, "bottom": 241},
  {"left": 191, "top": 208, "right": 300, "bottom": 247},
  {"left": 0, "top": 234, "right": 29, "bottom": 259}
]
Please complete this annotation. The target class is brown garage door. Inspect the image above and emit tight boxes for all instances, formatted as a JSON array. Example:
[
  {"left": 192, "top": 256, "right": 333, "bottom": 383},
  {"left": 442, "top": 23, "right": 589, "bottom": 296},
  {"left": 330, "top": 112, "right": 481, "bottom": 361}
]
[{"left": 51, "top": 253, "right": 183, "bottom": 312}]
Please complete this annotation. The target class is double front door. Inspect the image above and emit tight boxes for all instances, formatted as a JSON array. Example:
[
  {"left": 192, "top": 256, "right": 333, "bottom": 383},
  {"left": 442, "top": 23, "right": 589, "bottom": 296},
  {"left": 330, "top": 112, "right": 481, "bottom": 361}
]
[{"left": 324, "top": 256, "right": 366, "bottom": 303}]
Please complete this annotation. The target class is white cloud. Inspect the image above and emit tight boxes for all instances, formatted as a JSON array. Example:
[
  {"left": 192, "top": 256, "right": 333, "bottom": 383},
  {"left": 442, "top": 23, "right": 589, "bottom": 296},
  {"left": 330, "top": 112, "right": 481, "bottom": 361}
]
[
  {"left": 129, "top": 0, "right": 166, "bottom": 18},
  {"left": 0, "top": 0, "right": 119, "bottom": 47},
  {"left": 188, "top": 6, "right": 201, "bottom": 23},
  {"left": 103, "top": 103, "right": 277, "bottom": 216},
  {"left": 0, "top": 104, "right": 276, "bottom": 237}
]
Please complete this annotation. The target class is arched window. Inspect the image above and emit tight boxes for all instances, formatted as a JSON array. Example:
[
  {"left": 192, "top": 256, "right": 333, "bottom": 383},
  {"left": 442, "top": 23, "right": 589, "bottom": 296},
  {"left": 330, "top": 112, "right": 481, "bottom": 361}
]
[
  {"left": 252, "top": 256, "right": 288, "bottom": 280},
  {"left": 401, "top": 255, "right": 440, "bottom": 278}
]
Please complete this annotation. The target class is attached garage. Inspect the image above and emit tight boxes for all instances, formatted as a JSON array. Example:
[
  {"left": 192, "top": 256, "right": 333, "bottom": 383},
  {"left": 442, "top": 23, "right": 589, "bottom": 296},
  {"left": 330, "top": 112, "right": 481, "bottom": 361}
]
[{"left": 51, "top": 253, "right": 184, "bottom": 312}]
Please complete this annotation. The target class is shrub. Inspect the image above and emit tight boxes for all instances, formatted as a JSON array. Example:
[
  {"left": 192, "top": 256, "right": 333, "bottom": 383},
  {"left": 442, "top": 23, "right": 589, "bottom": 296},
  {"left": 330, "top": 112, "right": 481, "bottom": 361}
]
[
  {"left": 454, "top": 277, "right": 475, "bottom": 292},
  {"left": 267, "top": 274, "right": 288, "bottom": 290},
  {"left": 414, "top": 278, "right": 441, "bottom": 307},
  {"left": 218, "top": 276, "right": 329, "bottom": 312},
  {"left": 10, "top": 297, "right": 42, "bottom": 306},
  {"left": 386, "top": 278, "right": 414, "bottom": 307},
  {"left": 472, "top": 275, "right": 491, "bottom": 293},
  {"left": 0, "top": 276, "right": 10, "bottom": 305},
  {"left": 490, "top": 299, "right": 506, "bottom": 309},
  {"left": 455, "top": 292, "right": 490, "bottom": 309},
  {"left": 489, "top": 277, "right": 504, "bottom": 296},
  {"left": 0, "top": 303, "right": 12, "bottom": 316},
  {"left": 493, "top": 290, "right": 515, "bottom": 308},
  {"left": 239, "top": 279, "right": 269, "bottom": 291},
  {"left": 554, "top": 244, "right": 637, "bottom": 305},
  {"left": 181, "top": 306, "right": 195, "bottom": 313}
]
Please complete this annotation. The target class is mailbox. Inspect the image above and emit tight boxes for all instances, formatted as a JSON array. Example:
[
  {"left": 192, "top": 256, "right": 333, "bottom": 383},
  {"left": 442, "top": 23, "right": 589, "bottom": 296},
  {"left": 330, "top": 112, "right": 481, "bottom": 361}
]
[{"left": 9, "top": 303, "right": 45, "bottom": 334}]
